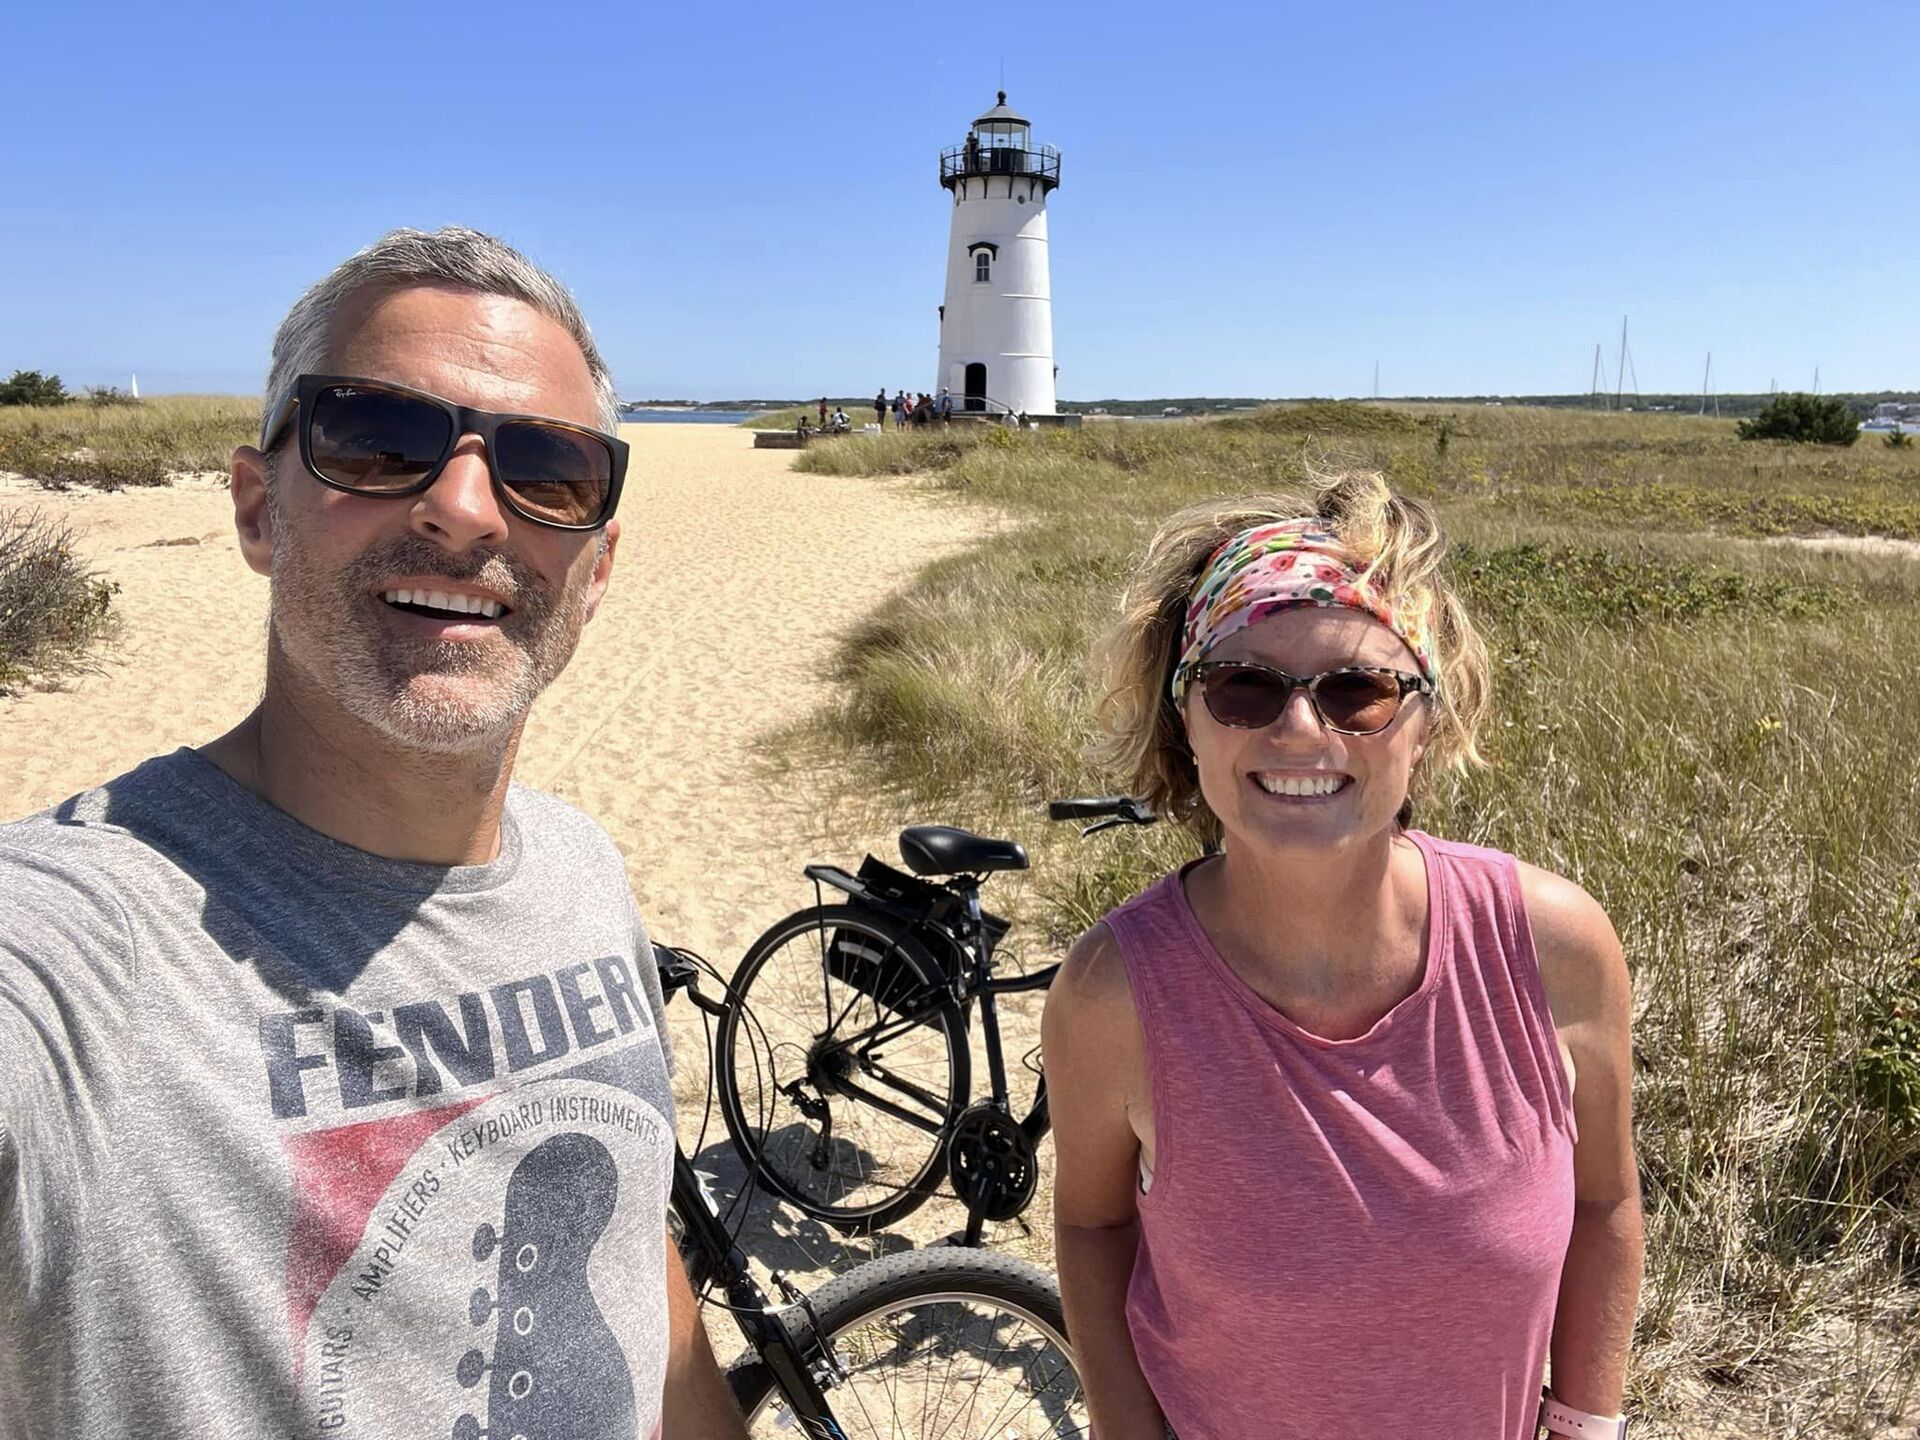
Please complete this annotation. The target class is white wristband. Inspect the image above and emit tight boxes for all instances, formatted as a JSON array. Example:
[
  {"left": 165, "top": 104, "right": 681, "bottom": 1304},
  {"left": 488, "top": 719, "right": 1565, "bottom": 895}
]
[{"left": 1539, "top": 1392, "right": 1628, "bottom": 1439}]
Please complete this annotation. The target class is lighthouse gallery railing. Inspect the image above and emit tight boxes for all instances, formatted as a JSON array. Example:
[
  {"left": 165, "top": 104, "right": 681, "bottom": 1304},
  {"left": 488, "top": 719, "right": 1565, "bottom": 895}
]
[{"left": 939, "top": 145, "right": 1061, "bottom": 186}]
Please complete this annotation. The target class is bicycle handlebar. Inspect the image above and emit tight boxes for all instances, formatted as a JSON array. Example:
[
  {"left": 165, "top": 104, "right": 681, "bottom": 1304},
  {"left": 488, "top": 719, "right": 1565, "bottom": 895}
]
[{"left": 1047, "top": 795, "right": 1156, "bottom": 826}]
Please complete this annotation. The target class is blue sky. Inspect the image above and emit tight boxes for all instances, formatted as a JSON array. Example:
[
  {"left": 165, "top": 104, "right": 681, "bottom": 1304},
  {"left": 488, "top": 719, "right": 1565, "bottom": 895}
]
[{"left": 3, "top": 1, "right": 1912, "bottom": 401}]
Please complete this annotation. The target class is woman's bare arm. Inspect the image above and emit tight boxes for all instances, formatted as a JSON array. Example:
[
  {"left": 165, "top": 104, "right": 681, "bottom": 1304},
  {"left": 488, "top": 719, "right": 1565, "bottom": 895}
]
[
  {"left": 1044, "top": 921, "right": 1169, "bottom": 1440},
  {"left": 1522, "top": 864, "right": 1645, "bottom": 1421}
]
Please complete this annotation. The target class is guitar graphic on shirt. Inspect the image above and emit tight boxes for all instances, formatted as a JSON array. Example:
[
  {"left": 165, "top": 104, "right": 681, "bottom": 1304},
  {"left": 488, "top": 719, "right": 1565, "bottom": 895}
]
[{"left": 454, "top": 1131, "right": 638, "bottom": 1439}]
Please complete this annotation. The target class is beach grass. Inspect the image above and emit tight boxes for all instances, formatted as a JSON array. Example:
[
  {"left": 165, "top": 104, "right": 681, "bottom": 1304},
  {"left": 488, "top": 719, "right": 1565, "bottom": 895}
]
[
  {"left": 0, "top": 394, "right": 255, "bottom": 490},
  {"left": 790, "top": 404, "right": 1920, "bottom": 1436},
  {"left": 741, "top": 400, "right": 909, "bottom": 432},
  {"left": 738, "top": 405, "right": 815, "bottom": 431}
]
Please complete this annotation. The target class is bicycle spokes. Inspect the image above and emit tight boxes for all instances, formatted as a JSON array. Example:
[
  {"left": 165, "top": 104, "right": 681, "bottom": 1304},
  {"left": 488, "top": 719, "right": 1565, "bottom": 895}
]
[
  {"left": 796, "top": 1297, "right": 1087, "bottom": 1439},
  {"left": 729, "top": 916, "right": 963, "bottom": 1219}
]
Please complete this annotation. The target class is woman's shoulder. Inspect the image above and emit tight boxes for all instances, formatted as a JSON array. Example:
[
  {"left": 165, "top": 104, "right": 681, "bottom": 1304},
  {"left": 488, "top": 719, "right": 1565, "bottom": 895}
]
[
  {"left": 1045, "top": 918, "right": 1149, "bottom": 1094},
  {"left": 1413, "top": 828, "right": 1599, "bottom": 926},
  {"left": 1514, "top": 853, "right": 1621, "bottom": 950},
  {"left": 1056, "top": 866, "right": 1199, "bottom": 1012},
  {"left": 1508, "top": 858, "right": 1628, "bottom": 1033},
  {"left": 1055, "top": 915, "right": 1133, "bottom": 1012},
  {"left": 1406, "top": 826, "right": 1518, "bottom": 872},
  {"left": 1412, "top": 831, "right": 1622, "bottom": 1005}
]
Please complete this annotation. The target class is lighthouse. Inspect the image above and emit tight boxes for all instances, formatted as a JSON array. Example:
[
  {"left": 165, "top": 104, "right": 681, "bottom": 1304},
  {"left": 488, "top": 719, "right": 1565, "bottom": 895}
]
[{"left": 936, "top": 92, "right": 1060, "bottom": 418}]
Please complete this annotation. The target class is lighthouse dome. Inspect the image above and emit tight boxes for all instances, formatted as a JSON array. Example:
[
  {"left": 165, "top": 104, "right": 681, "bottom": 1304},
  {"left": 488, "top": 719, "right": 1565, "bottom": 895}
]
[{"left": 973, "top": 91, "right": 1029, "bottom": 128}]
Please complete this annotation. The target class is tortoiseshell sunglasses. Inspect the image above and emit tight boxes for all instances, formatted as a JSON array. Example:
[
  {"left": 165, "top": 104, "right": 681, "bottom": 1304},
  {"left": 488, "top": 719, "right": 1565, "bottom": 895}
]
[{"left": 261, "top": 374, "right": 627, "bottom": 531}]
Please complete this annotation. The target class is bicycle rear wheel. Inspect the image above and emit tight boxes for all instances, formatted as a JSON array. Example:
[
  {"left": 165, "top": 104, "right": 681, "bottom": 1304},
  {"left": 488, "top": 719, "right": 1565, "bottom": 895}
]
[
  {"left": 727, "top": 1247, "right": 1087, "bottom": 1438},
  {"left": 717, "top": 905, "right": 970, "bottom": 1233}
]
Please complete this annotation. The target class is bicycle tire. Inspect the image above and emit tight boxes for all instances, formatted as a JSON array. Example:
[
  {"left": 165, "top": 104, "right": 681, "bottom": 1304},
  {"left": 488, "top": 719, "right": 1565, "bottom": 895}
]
[
  {"left": 726, "top": 1247, "right": 1084, "bottom": 1436},
  {"left": 716, "top": 904, "right": 971, "bottom": 1234}
]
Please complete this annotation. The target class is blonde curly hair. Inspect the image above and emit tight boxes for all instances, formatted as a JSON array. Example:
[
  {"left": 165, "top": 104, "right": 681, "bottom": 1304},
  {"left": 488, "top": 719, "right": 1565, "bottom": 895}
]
[{"left": 1095, "top": 470, "right": 1492, "bottom": 847}]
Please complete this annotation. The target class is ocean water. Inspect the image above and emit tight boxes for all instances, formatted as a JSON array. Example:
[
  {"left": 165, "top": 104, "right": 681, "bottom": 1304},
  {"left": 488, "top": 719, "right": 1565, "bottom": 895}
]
[{"left": 620, "top": 408, "right": 757, "bottom": 425}]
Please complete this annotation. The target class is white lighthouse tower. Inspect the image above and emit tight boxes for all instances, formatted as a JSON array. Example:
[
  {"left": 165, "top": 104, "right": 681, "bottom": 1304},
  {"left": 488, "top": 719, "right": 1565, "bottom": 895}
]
[{"left": 936, "top": 92, "right": 1060, "bottom": 418}]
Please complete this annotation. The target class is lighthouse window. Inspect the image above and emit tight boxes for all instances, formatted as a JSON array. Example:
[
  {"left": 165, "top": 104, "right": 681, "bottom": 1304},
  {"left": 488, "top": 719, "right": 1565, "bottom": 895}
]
[{"left": 974, "top": 252, "right": 992, "bottom": 283}]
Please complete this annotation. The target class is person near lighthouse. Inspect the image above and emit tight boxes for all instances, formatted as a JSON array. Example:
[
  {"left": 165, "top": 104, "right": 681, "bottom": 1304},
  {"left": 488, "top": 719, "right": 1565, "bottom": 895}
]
[{"left": 1044, "top": 472, "right": 1642, "bottom": 1440}]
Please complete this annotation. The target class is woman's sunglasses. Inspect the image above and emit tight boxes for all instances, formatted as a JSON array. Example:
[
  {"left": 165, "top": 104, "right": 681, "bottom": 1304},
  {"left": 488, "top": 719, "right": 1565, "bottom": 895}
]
[
  {"left": 1189, "top": 661, "right": 1434, "bottom": 735},
  {"left": 259, "top": 374, "right": 628, "bottom": 531}
]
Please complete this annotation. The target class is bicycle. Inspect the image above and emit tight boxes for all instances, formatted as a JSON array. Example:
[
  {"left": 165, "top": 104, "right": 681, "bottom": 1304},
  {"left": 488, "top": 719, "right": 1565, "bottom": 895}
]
[
  {"left": 656, "top": 942, "right": 1089, "bottom": 1436},
  {"left": 713, "top": 795, "right": 1157, "bottom": 1241}
]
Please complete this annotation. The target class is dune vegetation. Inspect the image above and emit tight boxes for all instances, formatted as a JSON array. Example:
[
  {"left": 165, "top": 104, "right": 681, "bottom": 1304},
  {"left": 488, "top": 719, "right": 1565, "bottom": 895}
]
[
  {"left": 0, "top": 509, "right": 118, "bottom": 693},
  {"left": 791, "top": 403, "right": 1920, "bottom": 1437},
  {"left": 0, "top": 394, "right": 255, "bottom": 491}
]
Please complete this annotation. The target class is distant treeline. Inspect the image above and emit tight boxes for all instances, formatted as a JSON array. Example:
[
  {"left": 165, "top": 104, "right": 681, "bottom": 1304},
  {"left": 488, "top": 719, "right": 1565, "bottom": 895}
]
[
  {"left": 1061, "top": 392, "right": 1920, "bottom": 419},
  {"left": 625, "top": 398, "right": 875, "bottom": 412},
  {"left": 629, "top": 392, "right": 1920, "bottom": 419}
]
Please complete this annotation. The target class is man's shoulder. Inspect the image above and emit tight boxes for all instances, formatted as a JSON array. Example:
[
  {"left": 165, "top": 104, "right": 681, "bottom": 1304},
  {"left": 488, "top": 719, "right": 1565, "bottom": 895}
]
[
  {"left": 504, "top": 782, "right": 631, "bottom": 877},
  {"left": 0, "top": 759, "right": 188, "bottom": 987},
  {"left": 1, "top": 751, "right": 198, "bottom": 891}
]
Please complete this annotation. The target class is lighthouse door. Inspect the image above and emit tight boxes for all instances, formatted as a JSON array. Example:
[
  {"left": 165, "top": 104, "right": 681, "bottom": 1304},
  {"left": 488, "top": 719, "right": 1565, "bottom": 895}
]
[{"left": 963, "top": 363, "right": 987, "bottom": 412}]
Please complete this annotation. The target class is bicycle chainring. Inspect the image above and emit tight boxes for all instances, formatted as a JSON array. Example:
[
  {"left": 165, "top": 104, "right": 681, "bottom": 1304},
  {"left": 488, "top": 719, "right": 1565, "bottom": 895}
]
[{"left": 945, "top": 1103, "right": 1039, "bottom": 1222}]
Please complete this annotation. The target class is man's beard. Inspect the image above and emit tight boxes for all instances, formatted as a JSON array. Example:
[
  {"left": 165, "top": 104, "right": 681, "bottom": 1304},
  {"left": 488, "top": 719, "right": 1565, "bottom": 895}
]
[{"left": 269, "top": 531, "right": 592, "bottom": 754}]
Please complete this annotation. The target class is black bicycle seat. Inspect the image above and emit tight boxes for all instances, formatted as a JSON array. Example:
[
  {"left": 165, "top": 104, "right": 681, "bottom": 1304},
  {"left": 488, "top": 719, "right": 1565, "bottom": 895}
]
[{"left": 898, "top": 826, "right": 1030, "bottom": 877}]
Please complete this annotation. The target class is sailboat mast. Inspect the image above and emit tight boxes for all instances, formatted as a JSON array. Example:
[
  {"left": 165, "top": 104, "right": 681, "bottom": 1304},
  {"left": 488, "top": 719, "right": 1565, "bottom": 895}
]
[{"left": 1615, "top": 317, "right": 1628, "bottom": 410}]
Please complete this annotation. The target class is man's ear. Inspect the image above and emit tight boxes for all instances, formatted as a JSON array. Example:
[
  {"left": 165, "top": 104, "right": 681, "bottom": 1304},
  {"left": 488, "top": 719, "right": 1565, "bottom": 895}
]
[
  {"left": 581, "top": 518, "right": 619, "bottom": 623},
  {"left": 231, "top": 446, "right": 275, "bottom": 577}
]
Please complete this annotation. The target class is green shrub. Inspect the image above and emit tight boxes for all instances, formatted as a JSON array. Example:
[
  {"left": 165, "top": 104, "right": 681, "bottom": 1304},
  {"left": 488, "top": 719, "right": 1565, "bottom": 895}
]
[
  {"left": 1451, "top": 542, "right": 1843, "bottom": 627},
  {"left": 0, "top": 509, "right": 118, "bottom": 692},
  {"left": 1859, "top": 957, "right": 1920, "bottom": 1134},
  {"left": 1886, "top": 428, "right": 1913, "bottom": 451},
  {"left": 1737, "top": 393, "right": 1860, "bottom": 446},
  {"left": 0, "top": 371, "right": 71, "bottom": 407}
]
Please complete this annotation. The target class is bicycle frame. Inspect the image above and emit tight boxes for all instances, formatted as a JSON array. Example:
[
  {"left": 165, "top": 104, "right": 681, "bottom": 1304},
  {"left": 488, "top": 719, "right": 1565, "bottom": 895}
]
[
  {"left": 804, "top": 867, "right": 1055, "bottom": 1143},
  {"left": 738, "top": 797, "right": 1155, "bottom": 1242},
  {"left": 661, "top": 952, "right": 850, "bottom": 1434},
  {"left": 955, "top": 881, "right": 1056, "bottom": 1138}
]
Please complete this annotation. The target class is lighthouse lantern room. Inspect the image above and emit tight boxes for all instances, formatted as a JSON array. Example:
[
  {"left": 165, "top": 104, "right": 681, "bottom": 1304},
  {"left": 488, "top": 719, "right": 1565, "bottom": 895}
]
[{"left": 936, "top": 92, "right": 1060, "bottom": 418}]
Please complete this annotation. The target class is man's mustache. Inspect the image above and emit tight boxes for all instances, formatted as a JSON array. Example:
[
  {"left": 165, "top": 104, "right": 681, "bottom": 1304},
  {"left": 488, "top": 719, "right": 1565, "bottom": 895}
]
[{"left": 342, "top": 538, "right": 544, "bottom": 612}]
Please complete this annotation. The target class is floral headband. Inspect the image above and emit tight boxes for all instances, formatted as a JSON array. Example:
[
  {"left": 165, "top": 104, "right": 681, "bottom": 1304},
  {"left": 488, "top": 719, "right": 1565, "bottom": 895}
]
[{"left": 1169, "top": 519, "right": 1440, "bottom": 706}]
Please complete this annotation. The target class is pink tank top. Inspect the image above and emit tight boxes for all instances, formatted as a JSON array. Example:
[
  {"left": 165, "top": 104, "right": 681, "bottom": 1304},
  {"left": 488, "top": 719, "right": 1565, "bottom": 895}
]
[{"left": 1107, "top": 830, "right": 1576, "bottom": 1440}]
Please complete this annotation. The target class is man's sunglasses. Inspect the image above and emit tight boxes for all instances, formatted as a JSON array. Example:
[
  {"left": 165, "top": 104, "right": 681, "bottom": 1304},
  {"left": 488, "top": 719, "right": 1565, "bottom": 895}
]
[
  {"left": 260, "top": 374, "right": 628, "bottom": 531},
  {"left": 1189, "top": 661, "right": 1434, "bottom": 735}
]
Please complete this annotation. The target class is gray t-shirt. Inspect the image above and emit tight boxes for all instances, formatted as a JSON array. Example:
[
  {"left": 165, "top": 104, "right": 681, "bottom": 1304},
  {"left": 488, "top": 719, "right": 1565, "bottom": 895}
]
[{"left": 0, "top": 749, "right": 677, "bottom": 1440}]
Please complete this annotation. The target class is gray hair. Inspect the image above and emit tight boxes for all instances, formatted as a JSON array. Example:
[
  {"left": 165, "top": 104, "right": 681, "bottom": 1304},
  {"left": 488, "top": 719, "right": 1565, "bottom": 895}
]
[{"left": 262, "top": 227, "right": 621, "bottom": 439}]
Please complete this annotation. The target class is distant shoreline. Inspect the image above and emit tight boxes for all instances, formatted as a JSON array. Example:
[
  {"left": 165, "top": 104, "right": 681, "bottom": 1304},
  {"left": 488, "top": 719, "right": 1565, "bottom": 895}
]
[{"left": 622, "top": 390, "right": 1920, "bottom": 422}]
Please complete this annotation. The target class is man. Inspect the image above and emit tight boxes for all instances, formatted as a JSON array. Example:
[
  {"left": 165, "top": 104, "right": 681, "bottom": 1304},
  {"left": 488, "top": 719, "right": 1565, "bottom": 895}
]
[
  {"left": 0, "top": 228, "right": 748, "bottom": 1439},
  {"left": 873, "top": 387, "right": 887, "bottom": 429}
]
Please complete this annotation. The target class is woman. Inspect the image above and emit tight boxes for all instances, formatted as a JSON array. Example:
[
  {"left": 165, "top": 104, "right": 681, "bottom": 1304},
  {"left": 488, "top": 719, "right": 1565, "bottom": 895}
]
[{"left": 1044, "top": 472, "right": 1642, "bottom": 1440}]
